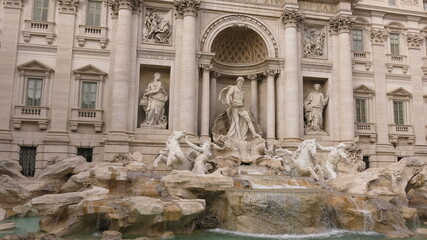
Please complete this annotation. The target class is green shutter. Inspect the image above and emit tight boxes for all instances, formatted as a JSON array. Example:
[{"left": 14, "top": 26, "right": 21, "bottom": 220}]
[
  {"left": 81, "top": 82, "right": 97, "bottom": 109},
  {"left": 26, "top": 78, "right": 43, "bottom": 106}
]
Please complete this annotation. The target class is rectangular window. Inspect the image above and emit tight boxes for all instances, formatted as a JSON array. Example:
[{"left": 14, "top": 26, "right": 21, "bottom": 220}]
[
  {"left": 355, "top": 98, "right": 367, "bottom": 123},
  {"left": 388, "top": 0, "right": 396, "bottom": 6},
  {"left": 87, "top": 0, "right": 102, "bottom": 26},
  {"left": 19, "top": 147, "right": 36, "bottom": 177},
  {"left": 352, "top": 29, "right": 364, "bottom": 52},
  {"left": 393, "top": 100, "right": 405, "bottom": 125},
  {"left": 26, "top": 78, "right": 43, "bottom": 106},
  {"left": 77, "top": 148, "right": 93, "bottom": 162},
  {"left": 81, "top": 82, "right": 97, "bottom": 109},
  {"left": 390, "top": 33, "right": 400, "bottom": 55},
  {"left": 424, "top": 1, "right": 427, "bottom": 10},
  {"left": 33, "top": 0, "right": 49, "bottom": 21},
  {"left": 363, "top": 156, "right": 370, "bottom": 169}
]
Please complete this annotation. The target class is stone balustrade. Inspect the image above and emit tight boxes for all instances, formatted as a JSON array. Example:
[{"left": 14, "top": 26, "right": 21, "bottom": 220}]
[
  {"left": 12, "top": 105, "right": 50, "bottom": 130},
  {"left": 69, "top": 108, "right": 103, "bottom": 133},
  {"left": 77, "top": 25, "right": 108, "bottom": 49},
  {"left": 355, "top": 122, "right": 377, "bottom": 143},
  {"left": 388, "top": 124, "right": 415, "bottom": 144},
  {"left": 22, "top": 20, "right": 56, "bottom": 44}
]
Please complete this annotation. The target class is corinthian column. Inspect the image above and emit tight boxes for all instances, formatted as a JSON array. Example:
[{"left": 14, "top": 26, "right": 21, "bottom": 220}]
[
  {"left": 175, "top": 0, "right": 200, "bottom": 134},
  {"left": 264, "top": 69, "right": 280, "bottom": 140},
  {"left": 281, "top": 9, "right": 304, "bottom": 140},
  {"left": 330, "top": 15, "right": 355, "bottom": 141},
  {"left": 200, "top": 64, "right": 212, "bottom": 137},
  {"left": 247, "top": 74, "right": 258, "bottom": 121},
  {"left": 109, "top": 0, "right": 140, "bottom": 133}
]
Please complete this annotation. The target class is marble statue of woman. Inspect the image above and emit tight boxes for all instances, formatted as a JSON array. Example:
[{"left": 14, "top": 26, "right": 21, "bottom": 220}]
[
  {"left": 140, "top": 73, "right": 168, "bottom": 127},
  {"left": 304, "top": 83, "right": 329, "bottom": 134}
]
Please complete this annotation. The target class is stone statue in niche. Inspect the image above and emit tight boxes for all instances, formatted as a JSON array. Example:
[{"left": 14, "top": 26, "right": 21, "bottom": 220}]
[
  {"left": 304, "top": 83, "right": 329, "bottom": 135},
  {"left": 143, "top": 10, "right": 172, "bottom": 43},
  {"left": 140, "top": 73, "right": 168, "bottom": 128},
  {"left": 213, "top": 77, "right": 262, "bottom": 143},
  {"left": 303, "top": 26, "right": 326, "bottom": 58}
]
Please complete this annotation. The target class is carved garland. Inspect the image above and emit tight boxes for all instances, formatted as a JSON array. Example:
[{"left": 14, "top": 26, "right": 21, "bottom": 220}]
[
  {"left": 200, "top": 14, "right": 279, "bottom": 58},
  {"left": 406, "top": 33, "right": 425, "bottom": 49},
  {"left": 281, "top": 9, "right": 304, "bottom": 28},
  {"left": 329, "top": 15, "right": 355, "bottom": 33},
  {"left": 58, "top": 0, "right": 80, "bottom": 7},
  {"left": 370, "top": 29, "right": 388, "bottom": 45},
  {"left": 174, "top": 0, "right": 201, "bottom": 17}
]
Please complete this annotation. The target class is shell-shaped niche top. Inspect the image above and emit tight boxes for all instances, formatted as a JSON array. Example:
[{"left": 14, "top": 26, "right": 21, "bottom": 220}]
[{"left": 211, "top": 26, "right": 268, "bottom": 65}]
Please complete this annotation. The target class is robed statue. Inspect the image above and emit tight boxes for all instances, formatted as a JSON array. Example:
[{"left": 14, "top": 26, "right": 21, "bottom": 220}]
[
  {"left": 140, "top": 73, "right": 168, "bottom": 128},
  {"left": 303, "top": 83, "right": 329, "bottom": 134}
]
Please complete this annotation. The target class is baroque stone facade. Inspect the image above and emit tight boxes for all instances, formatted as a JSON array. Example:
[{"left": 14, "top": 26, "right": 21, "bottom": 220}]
[{"left": 1, "top": 0, "right": 427, "bottom": 174}]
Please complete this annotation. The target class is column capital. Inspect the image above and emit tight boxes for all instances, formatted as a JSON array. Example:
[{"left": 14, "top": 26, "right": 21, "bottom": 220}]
[
  {"left": 211, "top": 71, "right": 221, "bottom": 78},
  {"left": 109, "top": 0, "right": 142, "bottom": 16},
  {"left": 329, "top": 15, "right": 355, "bottom": 34},
  {"left": 281, "top": 9, "right": 304, "bottom": 29},
  {"left": 2, "top": 0, "right": 23, "bottom": 9},
  {"left": 57, "top": 0, "right": 80, "bottom": 14},
  {"left": 247, "top": 74, "right": 258, "bottom": 81},
  {"left": 406, "top": 33, "right": 425, "bottom": 49},
  {"left": 200, "top": 63, "right": 212, "bottom": 71},
  {"left": 370, "top": 28, "right": 388, "bottom": 46},
  {"left": 174, "top": 0, "right": 200, "bottom": 18},
  {"left": 263, "top": 68, "right": 280, "bottom": 77}
]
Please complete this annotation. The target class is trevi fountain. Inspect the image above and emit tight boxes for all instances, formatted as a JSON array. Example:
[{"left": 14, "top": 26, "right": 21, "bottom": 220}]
[{"left": 0, "top": 76, "right": 426, "bottom": 240}]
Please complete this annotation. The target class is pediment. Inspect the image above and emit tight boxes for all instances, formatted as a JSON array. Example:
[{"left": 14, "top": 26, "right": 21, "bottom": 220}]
[
  {"left": 17, "top": 60, "right": 53, "bottom": 72},
  {"left": 387, "top": 87, "right": 412, "bottom": 97},
  {"left": 73, "top": 64, "right": 107, "bottom": 76},
  {"left": 354, "top": 84, "right": 375, "bottom": 95}
]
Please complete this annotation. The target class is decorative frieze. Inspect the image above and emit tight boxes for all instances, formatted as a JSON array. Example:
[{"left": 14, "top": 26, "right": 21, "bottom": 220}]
[
  {"left": 57, "top": 0, "right": 80, "bottom": 14},
  {"left": 329, "top": 15, "right": 355, "bottom": 33},
  {"left": 281, "top": 10, "right": 304, "bottom": 28},
  {"left": 303, "top": 26, "right": 327, "bottom": 58},
  {"left": 370, "top": 29, "right": 388, "bottom": 45},
  {"left": 401, "top": 0, "right": 418, "bottom": 6},
  {"left": 406, "top": 33, "right": 424, "bottom": 49},
  {"left": 174, "top": 0, "right": 201, "bottom": 17}
]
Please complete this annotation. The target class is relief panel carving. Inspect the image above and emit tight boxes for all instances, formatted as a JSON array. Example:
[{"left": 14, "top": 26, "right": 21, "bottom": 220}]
[
  {"left": 303, "top": 26, "right": 327, "bottom": 58},
  {"left": 143, "top": 9, "right": 172, "bottom": 44}
]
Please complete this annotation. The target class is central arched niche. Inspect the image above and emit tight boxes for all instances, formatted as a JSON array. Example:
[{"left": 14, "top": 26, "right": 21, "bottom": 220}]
[{"left": 211, "top": 26, "right": 268, "bottom": 65}]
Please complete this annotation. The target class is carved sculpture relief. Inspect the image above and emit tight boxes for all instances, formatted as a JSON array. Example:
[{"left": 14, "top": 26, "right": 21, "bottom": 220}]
[
  {"left": 143, "top": 9, "right": 172, "bottom": 44},
  {"left": 303, "top": 26, "right": 326, "bottom": 58},
  {"left": 57, "top": 0, "right": 80, "bottom": 13},
  {"left": 304, "top": 83, "right": 329, "bottom": 135},
  {"left": 140, "top": 73, "right": 168, "bottom": 128},
  {"left": 406, "top": 33, "right": 424, "bottom": 49},
  {"left": 370, "top": 29, "right": 389, "bottom": 45}
]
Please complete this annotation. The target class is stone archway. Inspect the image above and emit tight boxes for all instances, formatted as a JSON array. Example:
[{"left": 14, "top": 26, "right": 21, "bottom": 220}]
[{"left": 200, "top": 14, "right": 279, "bottom": 59}]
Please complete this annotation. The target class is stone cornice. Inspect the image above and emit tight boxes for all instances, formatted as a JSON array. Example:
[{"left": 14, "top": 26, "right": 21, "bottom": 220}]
[
  {"left": 174, "top": 0, "right": 200, "bottom": 17},
  {"left": 370, "top": 29, "right": 388, "bottom": 45},
  {"left": 281, "top": 9, "right": 304, "bottom": 29},
  {"left": 406, "top": 33, "right": 425, "bottom": 49},
  {"left": 329, "top": 15, "right": 355, "bottom": 33},
  {"left": 57, "top": 0, "right": 80, "bottom": 14}
]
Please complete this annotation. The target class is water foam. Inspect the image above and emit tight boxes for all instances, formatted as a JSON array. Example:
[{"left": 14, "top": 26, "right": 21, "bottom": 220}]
[{"left": 208, "top": 228, "right": 381, "bottom": 239}]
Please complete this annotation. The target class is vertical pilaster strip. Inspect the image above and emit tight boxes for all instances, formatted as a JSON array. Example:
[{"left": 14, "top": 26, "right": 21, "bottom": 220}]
[
  {"left": 175, "top": 0, "right": 200, "bottom": 134},
  {"left": 248, "top": 74, "right": 259, "bottom": 121},
  {"left": 281, "top": 9, "right": 304, "bottom": 140},
  {"left": 264, "top": 69, "right": 279, "bottom": 140},
  {"left": 407, "top": 33, "right": 426, "bottom": 145},
  {"left": 330, "top": 15, "right": 356, "bottom": 141},
  {"left": 0, "top": 0, "right": 23, "bottom": 159}
]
